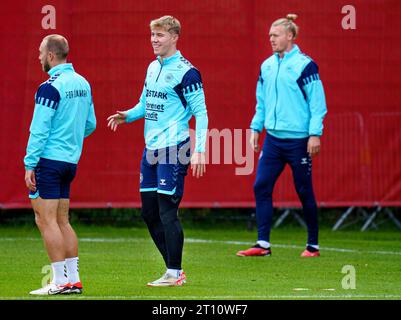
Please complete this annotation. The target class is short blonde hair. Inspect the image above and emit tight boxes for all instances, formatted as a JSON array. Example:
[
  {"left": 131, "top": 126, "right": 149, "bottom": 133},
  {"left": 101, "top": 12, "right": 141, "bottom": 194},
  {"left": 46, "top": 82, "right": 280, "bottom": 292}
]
[
  {"left": 150, "top": 15, "right": 181, "bottom": 35},
  {"left": 272, "top": 14, "right": 299, "bottom": 39}
]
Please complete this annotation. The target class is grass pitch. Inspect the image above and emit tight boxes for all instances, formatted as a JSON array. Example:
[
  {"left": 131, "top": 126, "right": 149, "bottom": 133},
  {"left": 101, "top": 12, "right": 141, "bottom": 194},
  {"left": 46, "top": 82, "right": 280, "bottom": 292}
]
[{"left": 0, "top": 224, "right": 400, "bottom": 300}]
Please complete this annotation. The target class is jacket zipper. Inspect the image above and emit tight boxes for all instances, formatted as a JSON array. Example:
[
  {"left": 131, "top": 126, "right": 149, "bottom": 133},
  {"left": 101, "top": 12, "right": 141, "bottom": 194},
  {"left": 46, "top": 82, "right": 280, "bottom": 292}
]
[
  {"left": 156, "top": 61, "right": 163, "bottom": 82},
  {"left": 273, "top": 59, "right": 282, "bottom": 130}
]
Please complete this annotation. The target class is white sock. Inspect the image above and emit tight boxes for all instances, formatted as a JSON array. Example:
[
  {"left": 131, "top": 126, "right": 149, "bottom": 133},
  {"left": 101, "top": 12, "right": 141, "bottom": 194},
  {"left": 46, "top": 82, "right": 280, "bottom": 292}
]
[
  {"left": 51, "top": 261, "right": 68, "bottom": 285},
  {"left": 166, "top": 268, "right": 182, "bottom": 278},
  {"left": 257, "top": 240, "right": 270, "bottom": 249},
  {"left": 307, "top": 244, "right": 319, "bottom": 250},
  {"left": 65, "top": 257, "right": 80, "bottom": 284}
]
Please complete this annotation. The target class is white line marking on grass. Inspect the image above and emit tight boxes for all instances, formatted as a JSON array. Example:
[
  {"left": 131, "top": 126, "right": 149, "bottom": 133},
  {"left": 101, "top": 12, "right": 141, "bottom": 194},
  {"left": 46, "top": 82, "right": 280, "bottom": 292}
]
[
  {"left": 1, "top": 294, "right": 401, "bottom": 300},
  {"left": 187, "top": 239, "right": 401, "bottom": 256},
  {"left": 186, "top": 239, "right": 357, "bottom": 252},
  {"left": 1, "top": 237, "right": 401, "bottom": 256},
  {"left": 293, "top": 288, "right": 310, "bottom": 291}
]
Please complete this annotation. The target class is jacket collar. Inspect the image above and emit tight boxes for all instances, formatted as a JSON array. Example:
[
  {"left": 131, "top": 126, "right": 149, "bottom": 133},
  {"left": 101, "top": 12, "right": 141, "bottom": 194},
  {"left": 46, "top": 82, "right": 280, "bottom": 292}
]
[
  {"left": 48, "top": 63, "right": 74, "bottom": 76},
  {"left": 274, "top": 44, "right": 300, "bottom": 61},
  {"left": 157, "top": 50, "right": 181, "bottom": 65}
]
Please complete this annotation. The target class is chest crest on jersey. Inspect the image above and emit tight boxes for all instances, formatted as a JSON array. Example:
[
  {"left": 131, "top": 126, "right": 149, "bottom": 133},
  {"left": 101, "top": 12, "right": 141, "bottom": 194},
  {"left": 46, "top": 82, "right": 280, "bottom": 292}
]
[{"left": 164, "top": 73, "right": 173, "bottom": 83}]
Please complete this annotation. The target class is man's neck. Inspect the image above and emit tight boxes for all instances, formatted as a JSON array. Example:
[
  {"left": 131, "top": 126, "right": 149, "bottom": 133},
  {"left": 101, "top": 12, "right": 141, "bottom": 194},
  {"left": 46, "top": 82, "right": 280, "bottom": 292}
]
[
  {"left": 278, "top": 43, "right": 294, "bottom": 58},
  {"left": 49, "top": 60, "right": 67, "bottom": 70},
  {"left": 47, "top": 60, "right": 68, "bottom": 75},
  {"left": 159, "top": 49, "right": 177, "bottom": 63}
]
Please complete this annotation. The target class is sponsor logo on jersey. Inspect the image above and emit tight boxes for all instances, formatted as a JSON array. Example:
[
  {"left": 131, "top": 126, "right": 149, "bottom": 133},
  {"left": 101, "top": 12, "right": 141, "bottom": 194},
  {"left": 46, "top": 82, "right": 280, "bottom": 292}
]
[
  {"left": 146, "top": 89, "right": 168, "bottom": 100},
  {"left": 145, "top": 111, "right": 158, "bottom": 121}
]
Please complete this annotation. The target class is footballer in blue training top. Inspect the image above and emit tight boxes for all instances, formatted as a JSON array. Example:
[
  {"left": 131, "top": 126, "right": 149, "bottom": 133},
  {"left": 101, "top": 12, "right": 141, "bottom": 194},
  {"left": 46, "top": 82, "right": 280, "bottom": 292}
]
[
  {"left": 25, "top": 34, "right": 96, "bottom": 295},
  {"left": 237, "top": 14, "right": 327, "bottom": 259},
  {"left": 107, "top": 15, "right": 208, "bottom": 287}
]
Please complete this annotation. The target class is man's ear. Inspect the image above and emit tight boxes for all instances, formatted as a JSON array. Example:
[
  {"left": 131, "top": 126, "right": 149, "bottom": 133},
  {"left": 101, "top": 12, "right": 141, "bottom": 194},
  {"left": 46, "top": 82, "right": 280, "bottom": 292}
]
[{"left": 48, "top": 51, "right": 55, "bottom": 62}]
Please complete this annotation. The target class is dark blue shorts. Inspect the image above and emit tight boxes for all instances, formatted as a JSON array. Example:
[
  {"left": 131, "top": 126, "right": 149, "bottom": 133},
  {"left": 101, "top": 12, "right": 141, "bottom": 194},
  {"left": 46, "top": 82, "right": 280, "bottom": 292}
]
[
  {"left": 140, "top": 138, "right": 190, "bottom": 197},
  {"left": 29, "top": 158, "right": 77, "bottom": 200}
]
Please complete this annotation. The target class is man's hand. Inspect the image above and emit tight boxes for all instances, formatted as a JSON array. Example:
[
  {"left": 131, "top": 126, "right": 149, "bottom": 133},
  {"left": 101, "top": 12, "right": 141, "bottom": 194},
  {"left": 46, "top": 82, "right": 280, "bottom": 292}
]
[
  {"left": 191, "top": 152, "right": 206, "bottom": 178},
  {"left": 250, "top": 131, "right": 260, "bottom": 152},
  {"left": 25, "top": 170, "right": 36, "bottom": 192},
  {"left": 107, "top": 111, "right": 128, "bottom": 131},
  {"left": 307, "top": 136, "right": 321, "bottom": 157}
]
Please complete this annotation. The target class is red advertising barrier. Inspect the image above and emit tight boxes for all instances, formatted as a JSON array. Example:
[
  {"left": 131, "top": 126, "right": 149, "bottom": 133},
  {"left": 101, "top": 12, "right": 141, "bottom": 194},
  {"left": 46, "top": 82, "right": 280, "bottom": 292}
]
[{"left": 1, "top": 0, "right": 400, "bottom": 208}]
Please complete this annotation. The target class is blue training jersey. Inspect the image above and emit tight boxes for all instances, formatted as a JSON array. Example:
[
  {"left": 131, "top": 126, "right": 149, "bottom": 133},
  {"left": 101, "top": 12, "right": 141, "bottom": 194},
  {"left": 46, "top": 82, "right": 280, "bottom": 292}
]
[
  {"left": 126, "top": 50, "right": 208, "bottom": 152},
  {"left": 24, "top": 63, "right": 96, "bottom": 170}
]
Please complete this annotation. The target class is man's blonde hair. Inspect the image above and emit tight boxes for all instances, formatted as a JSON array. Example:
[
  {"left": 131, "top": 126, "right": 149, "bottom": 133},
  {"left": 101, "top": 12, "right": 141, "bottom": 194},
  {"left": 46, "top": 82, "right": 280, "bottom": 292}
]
[
  {"left": 272, "top": 14, "right": 299, "bottom": 39},
  {"left": 150, "top": 15, "right": 181, "bottom": 35}
]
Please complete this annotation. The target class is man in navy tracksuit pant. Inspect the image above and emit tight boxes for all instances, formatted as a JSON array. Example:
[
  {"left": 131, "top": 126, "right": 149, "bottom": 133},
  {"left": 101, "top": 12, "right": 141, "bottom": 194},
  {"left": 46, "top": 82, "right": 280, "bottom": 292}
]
[{"left": 237, "top": 14, "right": 327, "bottom": 258}]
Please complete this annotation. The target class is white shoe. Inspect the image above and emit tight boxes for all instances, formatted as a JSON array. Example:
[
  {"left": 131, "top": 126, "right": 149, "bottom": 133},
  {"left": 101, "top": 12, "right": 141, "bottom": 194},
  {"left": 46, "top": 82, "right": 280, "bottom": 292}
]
[
  {"left": 147, "top": 271, "right": 186, "bottom": 287},
  {"left": 29, "top": 283, "right": 71, "bottom": 295}
]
